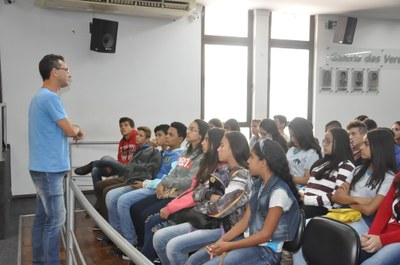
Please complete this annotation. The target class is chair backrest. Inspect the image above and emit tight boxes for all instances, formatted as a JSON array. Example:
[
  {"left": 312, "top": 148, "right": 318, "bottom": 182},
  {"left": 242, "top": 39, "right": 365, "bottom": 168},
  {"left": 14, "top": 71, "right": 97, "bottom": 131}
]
[
  {"left": 302, "top": 216, "right": 360, "bottom": 265},
  {"left": 283, "top": 209, "right": 305, "bottom": 252}
]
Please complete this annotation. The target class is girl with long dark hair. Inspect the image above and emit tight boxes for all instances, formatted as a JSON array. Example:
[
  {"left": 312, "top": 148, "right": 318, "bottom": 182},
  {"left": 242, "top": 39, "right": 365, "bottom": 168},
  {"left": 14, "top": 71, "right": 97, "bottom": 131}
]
[
  {"left": 333, "top": 128, "right": 396, "bottom": 234},
  {"left": 258, "top": 118, "right": 288, "bottom": 152},
  {"left": 286, "top": 117, "right": 322, "bottom": 187},
  {"left": 301, "top": 128, "right": 355, "bottom": 219},
  {"left": 187, "top": 139, "right": 301, "bottom": 265}
]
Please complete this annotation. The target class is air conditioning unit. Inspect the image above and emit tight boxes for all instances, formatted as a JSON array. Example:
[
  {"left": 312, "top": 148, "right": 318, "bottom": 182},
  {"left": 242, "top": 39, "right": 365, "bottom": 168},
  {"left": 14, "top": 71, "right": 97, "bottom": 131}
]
[{"left": 34, "top": 0, "right": 196, "bottom": 19}]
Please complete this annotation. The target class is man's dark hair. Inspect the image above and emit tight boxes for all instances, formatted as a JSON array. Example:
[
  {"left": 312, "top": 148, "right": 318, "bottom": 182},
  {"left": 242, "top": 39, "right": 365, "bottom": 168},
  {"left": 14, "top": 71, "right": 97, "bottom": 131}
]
[
  {"left": 119, "top": 117, "right": 135, "bottom": 128},
  {"left": 170, "top": 122, "right": 187, "bottom": 142},
  {"left": 39, "top": 54, "right": 64, "bottom": 81},
  {"left": 154, "top": 124, "right": 169, "bottom": 135},
  {"left": 137, "top": 126, "right": 152, "bottom": 138}
]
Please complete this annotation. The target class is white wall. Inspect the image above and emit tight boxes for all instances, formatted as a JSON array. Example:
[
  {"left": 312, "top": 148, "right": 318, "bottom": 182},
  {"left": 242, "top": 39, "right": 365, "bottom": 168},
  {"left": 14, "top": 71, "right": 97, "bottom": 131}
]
[
  {"left": 0, "top": 1, "right": 201, "bottom": 195},
  {"left": 2, "top": 2, "right": 400, "bottom": 195},
  {"left": 313, "top": 15, "right": 400, "bottom": 140}
]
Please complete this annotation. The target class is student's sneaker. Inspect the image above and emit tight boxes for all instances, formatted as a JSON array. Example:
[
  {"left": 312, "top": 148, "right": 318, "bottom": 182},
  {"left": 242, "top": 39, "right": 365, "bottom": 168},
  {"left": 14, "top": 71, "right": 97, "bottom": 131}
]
[
  {"left": 74, "top": 162, "right": 93, "bottom": 175},
  {"left": 153, "top": 258, "right": 162, "bottom": 264},
  {"left": 92, "top": 224, "right": 101, "bottom": 231},
  {"left": 121, "top": 245, "right": 141, "bottom": 261}
]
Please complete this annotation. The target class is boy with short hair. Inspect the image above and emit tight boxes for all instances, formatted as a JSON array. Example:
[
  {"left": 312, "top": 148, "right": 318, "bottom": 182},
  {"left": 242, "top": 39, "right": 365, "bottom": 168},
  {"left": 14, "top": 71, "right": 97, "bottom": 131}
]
[
  {"left": 347, "top": 120, "right": 368, "bottom": 167},
  {"left": 150, "top": 124, "right": 170, "bottom": 153},
  {"left": 105, "top": 122, "right": 187, "bottom": 254},
  {"left": 118, "top": 117, "right": 140, "bottom": 165}
]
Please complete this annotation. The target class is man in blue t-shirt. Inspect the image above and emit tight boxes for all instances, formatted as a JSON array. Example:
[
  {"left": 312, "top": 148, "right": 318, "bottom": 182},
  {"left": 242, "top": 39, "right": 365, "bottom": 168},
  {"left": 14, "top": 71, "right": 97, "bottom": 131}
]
[{"left": 28, "top": 54, "right": 84, "bottom": 265}]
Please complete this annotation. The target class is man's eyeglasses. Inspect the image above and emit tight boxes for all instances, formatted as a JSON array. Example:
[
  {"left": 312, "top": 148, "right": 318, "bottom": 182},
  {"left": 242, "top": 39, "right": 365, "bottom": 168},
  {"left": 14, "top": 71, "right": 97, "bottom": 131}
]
[{"left": 56, "top": 67, "right": 69, "bottom": 73}]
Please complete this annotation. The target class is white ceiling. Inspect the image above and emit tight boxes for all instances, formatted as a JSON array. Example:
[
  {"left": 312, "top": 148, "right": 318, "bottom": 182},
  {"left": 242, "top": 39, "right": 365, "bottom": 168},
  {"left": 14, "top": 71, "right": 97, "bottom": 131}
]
[{"left": 196, "top": 0, "right": 400, "bottom": 20}]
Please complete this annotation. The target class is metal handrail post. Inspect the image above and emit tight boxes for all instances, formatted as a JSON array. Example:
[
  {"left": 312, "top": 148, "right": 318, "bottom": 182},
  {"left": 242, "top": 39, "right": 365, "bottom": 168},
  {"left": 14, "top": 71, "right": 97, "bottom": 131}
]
[{"left": 65, "top": 174, "right": 75, "bottom": 265}]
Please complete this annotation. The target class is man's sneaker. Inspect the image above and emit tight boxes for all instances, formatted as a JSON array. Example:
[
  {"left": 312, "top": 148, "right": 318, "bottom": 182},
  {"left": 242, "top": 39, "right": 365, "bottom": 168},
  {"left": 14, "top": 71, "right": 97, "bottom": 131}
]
[
  {"left": 92, "top": 224, "right": 101, "bottom": 231},
  {"left": 74, "top": 162, "right": 93, "bottom": 175}
]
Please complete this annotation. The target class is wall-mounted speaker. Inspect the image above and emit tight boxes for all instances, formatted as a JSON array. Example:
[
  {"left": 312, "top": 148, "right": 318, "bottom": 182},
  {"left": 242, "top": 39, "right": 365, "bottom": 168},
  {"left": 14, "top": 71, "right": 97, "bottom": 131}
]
[
  {"left": 90, "top": 18, "right": 119, "bottom": 53},
  {"left": 333, "top": 16, "right": 358, "bottom": 45}
]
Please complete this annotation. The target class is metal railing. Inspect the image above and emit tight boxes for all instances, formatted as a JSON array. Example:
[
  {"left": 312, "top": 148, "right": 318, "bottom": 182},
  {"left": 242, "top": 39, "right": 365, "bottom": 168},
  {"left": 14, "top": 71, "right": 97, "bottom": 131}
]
[{"left": 65, "top": 141, "right": 153, "bottom": 265}]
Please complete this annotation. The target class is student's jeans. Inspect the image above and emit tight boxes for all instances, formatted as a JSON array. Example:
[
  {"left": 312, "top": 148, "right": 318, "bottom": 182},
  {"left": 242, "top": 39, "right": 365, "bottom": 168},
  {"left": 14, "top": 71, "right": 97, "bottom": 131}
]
[
  {"left": 30, "top": 171, "right": 67, "bottom": 265},
  {"left": 153, "top": 222, "right": 222, "bottom": 265},
  {"left": 187, "top": 237, "right": 281, "bottom": 265},
  {"left": 360, "top": 242, "right": 400, "bottom": 265},
  {"left": 91, "top": 156, "right": 126, "bottom": 186},
  {"left": 106, "top": 185, "right": 155, "bottom": 245}
]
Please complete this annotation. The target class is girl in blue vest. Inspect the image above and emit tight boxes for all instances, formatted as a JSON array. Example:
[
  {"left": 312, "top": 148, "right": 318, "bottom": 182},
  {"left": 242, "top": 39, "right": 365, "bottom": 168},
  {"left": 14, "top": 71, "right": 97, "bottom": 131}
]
[{"left": 187, "top": 139, "right": 301, "bottom": 265}]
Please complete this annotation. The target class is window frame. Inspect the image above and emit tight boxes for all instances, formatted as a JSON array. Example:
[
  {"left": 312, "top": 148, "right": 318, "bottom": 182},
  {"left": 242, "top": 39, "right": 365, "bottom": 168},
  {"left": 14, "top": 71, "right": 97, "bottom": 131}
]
[{"left": 201, "top": 8, "right": 254, "bottom": 128}]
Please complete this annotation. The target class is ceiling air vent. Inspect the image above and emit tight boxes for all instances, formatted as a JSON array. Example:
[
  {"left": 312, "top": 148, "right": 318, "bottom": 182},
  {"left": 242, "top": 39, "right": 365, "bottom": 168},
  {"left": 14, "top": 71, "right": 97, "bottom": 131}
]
[{"left": 35, "top": 0, "right": 196, "bottom": 19}]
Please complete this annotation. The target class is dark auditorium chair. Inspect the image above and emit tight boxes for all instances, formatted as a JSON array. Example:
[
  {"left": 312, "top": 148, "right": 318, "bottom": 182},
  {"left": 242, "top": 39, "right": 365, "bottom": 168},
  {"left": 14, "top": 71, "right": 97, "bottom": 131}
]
[
  {"left": 283, "top": 209, "right": 305, "bottom": 252},
  {"left": 302, "top": 216, "right": 360, "bottom": 265}
]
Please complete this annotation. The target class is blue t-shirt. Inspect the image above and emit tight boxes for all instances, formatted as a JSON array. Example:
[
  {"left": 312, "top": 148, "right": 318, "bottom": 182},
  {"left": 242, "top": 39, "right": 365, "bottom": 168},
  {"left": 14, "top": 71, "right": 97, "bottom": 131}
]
[{"left": 29, "top": 88, "right": 70, "bottom": 172}]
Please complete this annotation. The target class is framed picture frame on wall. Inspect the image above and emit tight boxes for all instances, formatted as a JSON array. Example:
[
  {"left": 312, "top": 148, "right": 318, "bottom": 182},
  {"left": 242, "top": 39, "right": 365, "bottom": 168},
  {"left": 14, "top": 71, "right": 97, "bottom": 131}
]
[
  {"left": 367, "top": 70, "right": 379, "bottom": 92},
  {"left": 335, "top": 69, "right": 349, "bottom": 92},
  {"left": 351, "top": 69, "right": 364, "bottom": 92},
  {"left": 320, "top": 68, "right": 333, "bottom": 92}
]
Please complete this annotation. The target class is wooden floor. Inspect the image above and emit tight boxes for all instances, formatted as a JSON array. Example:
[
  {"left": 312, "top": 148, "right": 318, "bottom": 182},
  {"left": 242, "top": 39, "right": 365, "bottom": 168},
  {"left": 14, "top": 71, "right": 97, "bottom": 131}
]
[{"left": 20, "top": 211, "right": 128, "bottom": 265}]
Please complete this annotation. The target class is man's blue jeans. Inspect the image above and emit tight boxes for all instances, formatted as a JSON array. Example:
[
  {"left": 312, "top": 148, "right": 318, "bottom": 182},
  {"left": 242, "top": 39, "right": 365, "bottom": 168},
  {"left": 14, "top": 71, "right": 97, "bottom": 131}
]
[
  {"left": 91, "top": 156, "right": 126, "bottom": 186},
  {"left": 30, "top": 171, "right": 67, "bottom": 265}
]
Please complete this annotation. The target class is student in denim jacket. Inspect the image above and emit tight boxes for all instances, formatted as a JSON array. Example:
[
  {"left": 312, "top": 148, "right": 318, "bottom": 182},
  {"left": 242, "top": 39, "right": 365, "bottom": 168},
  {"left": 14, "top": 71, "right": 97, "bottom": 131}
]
[{"left": 188, "top": 139, "right": 301, "bottom": 265}]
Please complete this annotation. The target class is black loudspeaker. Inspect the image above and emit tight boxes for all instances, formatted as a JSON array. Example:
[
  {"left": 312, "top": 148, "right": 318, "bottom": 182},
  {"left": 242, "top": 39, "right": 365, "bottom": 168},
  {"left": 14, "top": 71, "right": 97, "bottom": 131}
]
[
  {"left": 90, "top": 18, "right": 119, "bottom": 53},
  {"left": 333, "top": 16, "right": 358, "bottom": 45}
]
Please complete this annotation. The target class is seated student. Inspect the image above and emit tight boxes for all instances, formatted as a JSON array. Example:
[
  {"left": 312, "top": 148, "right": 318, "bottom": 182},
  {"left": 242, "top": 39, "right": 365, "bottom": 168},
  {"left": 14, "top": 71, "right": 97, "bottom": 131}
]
[
  {"left": 332, "top": 128, "right": 396, "bottom": 234},
  {"left": 391, "top": 121, "right": 400, "bottom": 172},
  {"left": 248, "top": 119, "right": 261, "bottom": 150},
  {"left": 347, "top": 120, "right": 368, "bottom": 167},
  {"left": 119, "top": 119, "right": 209, "bottom": 259},
  {"left": 149, "top": 124, "right": 170, "bottom": 153},
  {"left": 153, "top": 131, "right": 252, "bottom": 265},
  {"left": 86, "top": 126, "right": 162, "bottom": 222},
  {"left": 187, "top": 139, "right": 301, "bottom": 265},
  {"left": 104, "top": 122, "right": 186, "bottom": 252},
  {"left": 258, "top": 118, "right": 288, "bottom": 153},
  {"left": 359, "top": 174, "right": 400, "bottom": 265},
  {"left": 223, "top": 118, "right": 240, "bottom": 132},
  {"left": 286, "top": 117, "right": 321, "bottom": 188},
  {"left": 74, "top": 117, "right": 140, "bottom": 185},
  {"left": 301, "top": 128, "right": 355, "bottom": 219},
  {"left": 273, "top": 114, "right": 289, "bottom": 142},
  {"left": 294, "top": 128, "right": 396, "bottom": 265},
  {"left": 324, "top": 120, "right": 342, "bottom": 132},
  {"left": 139, "top": 127, "right": 226, "bottom": 262}
]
